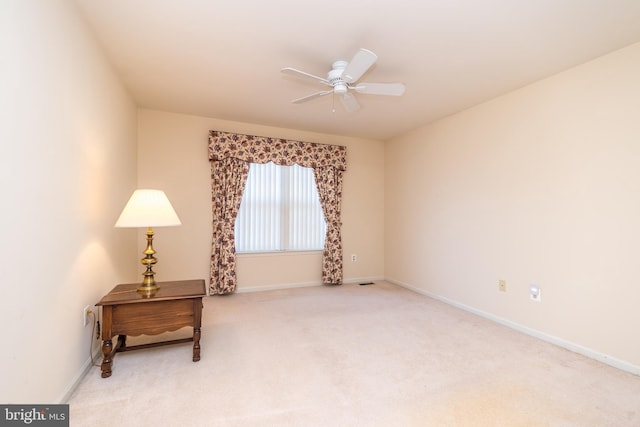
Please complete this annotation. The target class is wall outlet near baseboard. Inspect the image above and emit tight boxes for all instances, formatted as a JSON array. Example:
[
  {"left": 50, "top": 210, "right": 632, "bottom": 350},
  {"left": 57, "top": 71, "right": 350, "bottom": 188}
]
[
  {"left": 498, "top": 280, "right": 507, "bottom": 292},
  {"left": 83, "top": 305, "right": 91, "bottom": 327},
  {"left": 529, "top": 284, "right": 541, "bottom": 302}
]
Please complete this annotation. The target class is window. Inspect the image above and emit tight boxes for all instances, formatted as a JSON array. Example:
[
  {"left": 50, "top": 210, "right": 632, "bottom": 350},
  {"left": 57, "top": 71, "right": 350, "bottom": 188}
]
[{"left": 235, "top": 162, "right": 326, "bottom": 253}]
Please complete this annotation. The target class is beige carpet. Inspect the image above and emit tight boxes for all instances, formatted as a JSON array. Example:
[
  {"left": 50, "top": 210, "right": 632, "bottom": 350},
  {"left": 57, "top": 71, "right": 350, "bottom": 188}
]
[{"left": 68, "top": 281, "right": 640, "bottom": 426}]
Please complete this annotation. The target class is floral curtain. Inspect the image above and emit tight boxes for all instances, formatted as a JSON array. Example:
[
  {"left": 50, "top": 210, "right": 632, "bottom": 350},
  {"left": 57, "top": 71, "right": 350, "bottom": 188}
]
[
  {"left": 209, "top": 130, "right": 347, "bottom": 294},
  {"left": 314, "top": 166, "right": 344, "bottom": 284},
  {"left": 210, "top": 157, "right": 250, "bottom": 295}
]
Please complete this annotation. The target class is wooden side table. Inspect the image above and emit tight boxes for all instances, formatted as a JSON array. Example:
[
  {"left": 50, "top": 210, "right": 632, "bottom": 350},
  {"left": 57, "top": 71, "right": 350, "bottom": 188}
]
[{"left": 96, "top": 279, "right": 206, "bottom": 378}]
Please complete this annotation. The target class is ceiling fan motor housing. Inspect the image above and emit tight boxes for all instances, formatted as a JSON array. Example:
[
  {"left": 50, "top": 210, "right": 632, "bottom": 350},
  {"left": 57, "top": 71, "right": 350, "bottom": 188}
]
[{"left": 328, "top": 61, "right": 349, "bottom": 94}]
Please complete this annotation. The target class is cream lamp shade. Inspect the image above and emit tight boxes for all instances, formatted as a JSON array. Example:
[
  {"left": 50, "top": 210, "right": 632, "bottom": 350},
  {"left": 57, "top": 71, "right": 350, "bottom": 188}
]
[{"left": 115, "top": 189, "right": 181, "bottom": 228}]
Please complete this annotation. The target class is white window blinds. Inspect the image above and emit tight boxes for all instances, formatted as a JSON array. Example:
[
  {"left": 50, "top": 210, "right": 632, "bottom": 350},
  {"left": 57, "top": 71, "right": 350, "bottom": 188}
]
[{"left": 235, "top": 162, "right": 326, "bottom": 252}]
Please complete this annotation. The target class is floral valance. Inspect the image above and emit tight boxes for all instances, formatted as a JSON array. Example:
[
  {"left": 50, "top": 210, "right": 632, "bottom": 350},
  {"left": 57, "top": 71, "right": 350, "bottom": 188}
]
[{"left": 208, "top": 130, "right": 347, "bottom": 171}]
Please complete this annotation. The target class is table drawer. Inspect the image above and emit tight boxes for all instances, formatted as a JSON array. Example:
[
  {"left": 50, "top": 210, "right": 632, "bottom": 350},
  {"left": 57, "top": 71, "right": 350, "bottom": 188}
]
[{"left": 112, "top": 299, "right": 195, "bottom": 336}]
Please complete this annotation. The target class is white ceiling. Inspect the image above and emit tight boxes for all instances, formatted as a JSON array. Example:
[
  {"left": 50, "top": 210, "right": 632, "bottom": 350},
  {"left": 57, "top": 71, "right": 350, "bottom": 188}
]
[{"left": 74, "top": 0, "right": 640, "bottom": 141}]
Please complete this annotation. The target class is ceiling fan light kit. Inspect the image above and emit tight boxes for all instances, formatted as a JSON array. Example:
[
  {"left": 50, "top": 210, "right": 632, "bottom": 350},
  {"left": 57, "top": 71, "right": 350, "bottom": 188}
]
[{"left": 282, "top": 48, "right": 405, "bottom": 112}]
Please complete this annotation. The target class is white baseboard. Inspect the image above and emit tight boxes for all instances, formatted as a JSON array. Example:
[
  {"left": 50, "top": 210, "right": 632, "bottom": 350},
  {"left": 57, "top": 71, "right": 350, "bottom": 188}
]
[
  {"left": 59, "top": 347, "right": 102, "bottom": 403},
  {"left": 236, "top": 276, "right": 384, "bottom": 293},
  {"left": 386, "top": 277, "right": 640, "bottom": 376},
  {"left": 236, "top": 281, "right": 322, "bottom": 293},
  {"left": 343, "top": 276, "right": 385, "bottom": 285}
]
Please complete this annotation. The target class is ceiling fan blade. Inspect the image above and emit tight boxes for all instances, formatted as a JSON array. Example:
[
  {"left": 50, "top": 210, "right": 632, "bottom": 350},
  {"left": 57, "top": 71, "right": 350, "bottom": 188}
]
[
  {"left": 340, "top": 92, "right": 360, "bottom": 112},
  {"left": 353, "top": 82, "right": 406, "bottom": 96},
  {"left": 291, "top": 90, "right": 333, "bottom": 104},
  {"left": 342, "top": 48, "right": 377, "bottom": 83},
  {"left": 281, "top": 67, "right": 331, "bottom": 86}
]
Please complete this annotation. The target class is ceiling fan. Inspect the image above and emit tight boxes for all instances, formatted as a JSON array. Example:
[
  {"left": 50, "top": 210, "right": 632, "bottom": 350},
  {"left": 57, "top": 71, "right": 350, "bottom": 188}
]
[{"left": 281, "top": 48, "right": 405, "bottom": 112}]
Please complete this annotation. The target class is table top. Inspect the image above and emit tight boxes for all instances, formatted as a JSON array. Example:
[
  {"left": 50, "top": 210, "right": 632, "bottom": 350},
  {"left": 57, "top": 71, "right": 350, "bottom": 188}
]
[{"left": 96, "top": 279, "right": 206, "bottom": 306}]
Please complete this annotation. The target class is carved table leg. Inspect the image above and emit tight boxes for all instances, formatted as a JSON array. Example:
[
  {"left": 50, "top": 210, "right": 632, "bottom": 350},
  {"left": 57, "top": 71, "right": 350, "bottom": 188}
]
[
  {"left": 101, "top": 339, "right": 113, "bottom": 378},
  {"left": 193, "top": 327, "right": 201, "bottom": 362},
  {"left": 192, "top": 298, "right": 202, "bottom": 362}
]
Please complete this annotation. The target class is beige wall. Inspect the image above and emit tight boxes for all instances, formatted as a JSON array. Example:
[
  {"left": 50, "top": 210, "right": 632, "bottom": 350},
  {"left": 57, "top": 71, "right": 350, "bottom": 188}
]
[
  {"left": 0, "top": 1, "right": 138, "bottom": 402},
  {"left": 137, "top": 109, "right": 385, "bottom": 292},
  {"left": 385, "top": 42, "right": 640, "bottom": 370}
]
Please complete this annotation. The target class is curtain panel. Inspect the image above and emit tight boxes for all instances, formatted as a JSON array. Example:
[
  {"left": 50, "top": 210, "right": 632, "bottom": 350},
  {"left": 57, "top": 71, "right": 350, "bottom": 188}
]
[
  {"left": 208, "top": 130, "right": 347, "bottom": 294},
  {"left": 210, "top": 157, "right": 250, "bottom": 295}
]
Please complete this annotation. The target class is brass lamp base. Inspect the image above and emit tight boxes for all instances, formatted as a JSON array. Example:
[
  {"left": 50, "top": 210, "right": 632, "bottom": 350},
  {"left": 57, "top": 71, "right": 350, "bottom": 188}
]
[
  {"left": 138, "top": 227, "right": 160, "bottom": 295},
  {"left": 137, "top": 287, "right": 159, "bottom": 297},
  {"left": 137, "top": 282, "right": 159, "bottom": 295}
]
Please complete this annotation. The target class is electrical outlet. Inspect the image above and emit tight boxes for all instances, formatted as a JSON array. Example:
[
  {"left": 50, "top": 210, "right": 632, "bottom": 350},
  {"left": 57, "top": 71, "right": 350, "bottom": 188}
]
[
  {"left": 83, "top": 306, "right": 91, "bottom": 327},
  {"left": 351, "top": 254, "right": 357, "bottom": 262},
  {"left": 498, "top": 280, "right": 507, "bottom": 292},
  {"left": 529, "top": 284, "right": 541, "bottom": 302}
]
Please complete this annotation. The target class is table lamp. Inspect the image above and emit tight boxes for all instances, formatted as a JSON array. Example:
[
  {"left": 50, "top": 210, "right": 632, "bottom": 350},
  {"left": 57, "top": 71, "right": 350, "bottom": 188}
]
[{"left": 115, "top": 189, "right": 181, "bottom": 294}]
